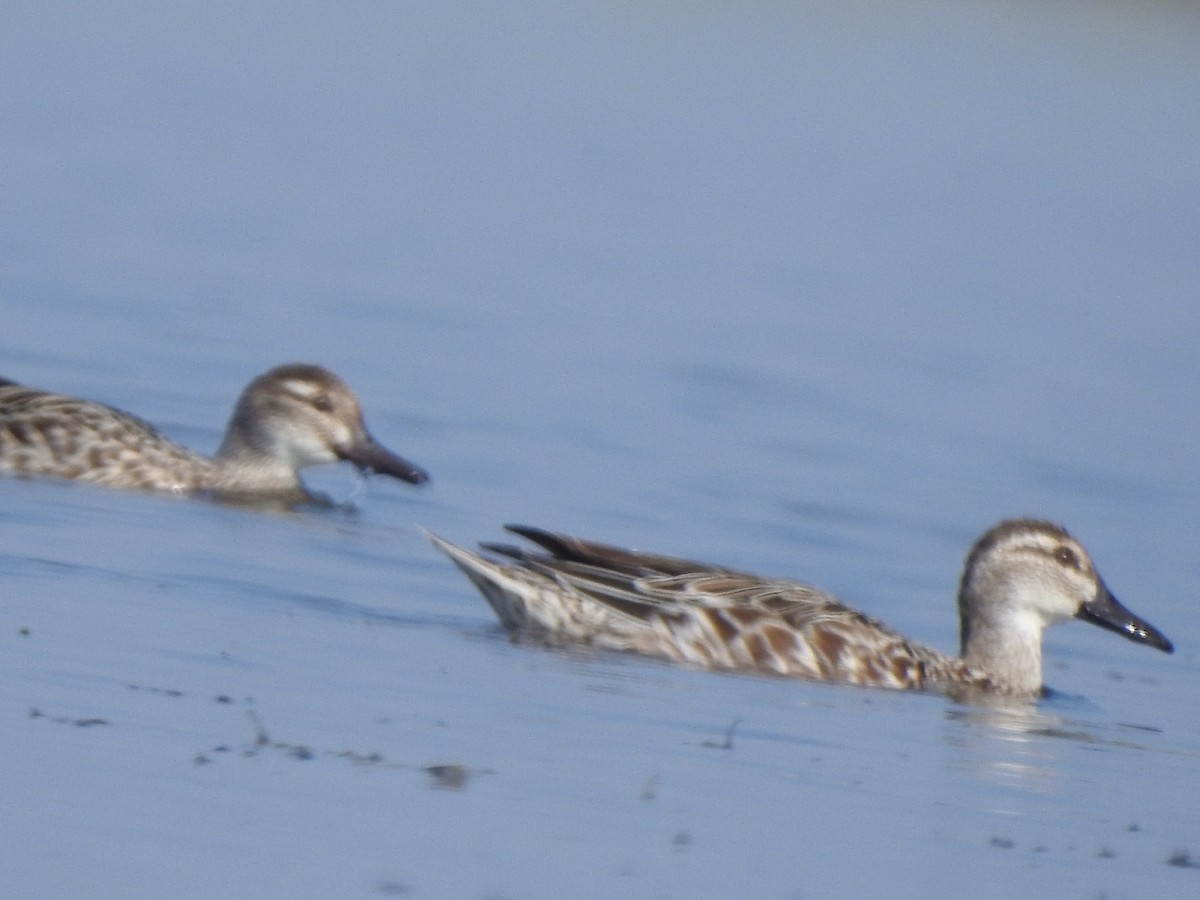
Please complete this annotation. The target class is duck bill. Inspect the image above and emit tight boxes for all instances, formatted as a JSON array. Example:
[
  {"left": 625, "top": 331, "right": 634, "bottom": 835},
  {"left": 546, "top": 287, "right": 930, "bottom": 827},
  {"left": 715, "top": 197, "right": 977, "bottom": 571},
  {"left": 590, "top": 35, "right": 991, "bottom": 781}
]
[
  {"left": 1075, "top": 580, "right": 1173, "bottom": 653},
  {"left": 338, "top": 434, "right": 430, "bottom": 485}
]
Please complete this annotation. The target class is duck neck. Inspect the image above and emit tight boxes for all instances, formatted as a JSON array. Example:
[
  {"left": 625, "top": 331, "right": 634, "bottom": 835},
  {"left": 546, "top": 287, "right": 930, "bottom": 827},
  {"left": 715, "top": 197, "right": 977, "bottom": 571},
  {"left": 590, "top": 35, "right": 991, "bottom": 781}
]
[
  {"left": 959, "top": 595, "right": 1045, "bottom": 696},
  {"left": 212, "top": 426, "right": 302, "bottom": 493}
]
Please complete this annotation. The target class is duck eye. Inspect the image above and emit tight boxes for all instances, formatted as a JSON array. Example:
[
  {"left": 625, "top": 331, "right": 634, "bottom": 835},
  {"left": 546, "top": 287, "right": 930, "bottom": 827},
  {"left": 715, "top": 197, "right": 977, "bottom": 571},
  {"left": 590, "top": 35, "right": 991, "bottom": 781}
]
[
  {"left": 311, "top": 394, "right": 334, "bottom": 413},
  {"left": 1054, "top": 546, "right": 1079, "bottom": 569}
]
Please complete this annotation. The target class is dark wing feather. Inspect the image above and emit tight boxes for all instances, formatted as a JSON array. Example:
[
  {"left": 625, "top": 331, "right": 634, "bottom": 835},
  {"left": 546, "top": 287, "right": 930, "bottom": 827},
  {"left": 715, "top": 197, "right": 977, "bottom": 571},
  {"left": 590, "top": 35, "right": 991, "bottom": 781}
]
[{"left": 502, "top": 524, "right": 743, "bottom": 578}]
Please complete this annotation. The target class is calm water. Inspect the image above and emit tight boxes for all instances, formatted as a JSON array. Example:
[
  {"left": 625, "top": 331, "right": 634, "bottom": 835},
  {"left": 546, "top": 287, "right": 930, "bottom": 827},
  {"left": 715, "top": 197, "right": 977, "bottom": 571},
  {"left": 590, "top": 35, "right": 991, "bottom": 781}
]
[{"left": 3, "top": 3, "right": 1199, "bottom": 898}]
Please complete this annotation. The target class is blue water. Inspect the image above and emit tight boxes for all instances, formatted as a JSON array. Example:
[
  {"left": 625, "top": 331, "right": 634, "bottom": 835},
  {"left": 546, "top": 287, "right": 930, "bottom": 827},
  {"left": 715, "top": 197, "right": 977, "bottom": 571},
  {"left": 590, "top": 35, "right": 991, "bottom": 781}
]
[{"left": 3, "top": 3, "right": 1199, "bottom": 898}]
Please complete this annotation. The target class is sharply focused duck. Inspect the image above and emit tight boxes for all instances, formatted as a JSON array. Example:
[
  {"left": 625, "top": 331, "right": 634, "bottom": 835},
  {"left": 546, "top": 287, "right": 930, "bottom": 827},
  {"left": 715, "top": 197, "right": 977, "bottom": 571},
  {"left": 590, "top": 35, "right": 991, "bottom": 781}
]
[
  {"left": 429, "top": 519, "right": 1173, "bottom": 698},
  {"left": 0, "top": 363, "right": 430, "bottom": 500}
]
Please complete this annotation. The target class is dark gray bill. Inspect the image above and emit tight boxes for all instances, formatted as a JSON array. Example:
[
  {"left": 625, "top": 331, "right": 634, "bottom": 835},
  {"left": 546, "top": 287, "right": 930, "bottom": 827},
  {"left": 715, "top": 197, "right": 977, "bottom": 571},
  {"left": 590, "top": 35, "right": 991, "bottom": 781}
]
[
  {"left": 338, "top": 435, "right": 430, "bottom": 485},
  {"left": 1075, "top": 580, "right": 1173, "bottom": 653}
]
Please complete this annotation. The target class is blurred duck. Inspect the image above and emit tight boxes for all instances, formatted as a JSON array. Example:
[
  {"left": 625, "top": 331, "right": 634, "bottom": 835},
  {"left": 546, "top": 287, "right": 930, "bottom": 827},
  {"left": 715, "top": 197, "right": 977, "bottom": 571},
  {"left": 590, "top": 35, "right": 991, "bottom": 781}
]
[{"left": 0, "top": 363, "right": 429, "bottom": 500}]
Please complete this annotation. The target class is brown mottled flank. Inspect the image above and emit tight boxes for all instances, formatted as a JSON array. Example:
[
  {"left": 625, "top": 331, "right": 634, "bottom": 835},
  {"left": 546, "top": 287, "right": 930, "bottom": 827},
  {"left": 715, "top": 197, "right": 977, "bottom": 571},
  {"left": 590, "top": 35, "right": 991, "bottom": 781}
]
[
  {"left": 761, "top": 624, "right": 799, "bottom": 660},
  {"left": 706, "top": 609, "right": 739, "bottom": 644},
  {"left": 0, "top": 365, "right": 429, "bottom": 500},
  {"left": 809, "top": 627, "right": 847, "bottom": 675},
  {"left": 428, "top": 521, "right": 1173, "bottom": 700}
]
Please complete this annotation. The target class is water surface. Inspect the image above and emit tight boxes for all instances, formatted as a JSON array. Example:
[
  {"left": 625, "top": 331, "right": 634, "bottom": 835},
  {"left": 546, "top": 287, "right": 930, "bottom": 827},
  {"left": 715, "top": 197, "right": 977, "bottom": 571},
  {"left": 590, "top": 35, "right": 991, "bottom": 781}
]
[{"left": 2, "top": 2, "right": 1198, "bottom": 898}]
